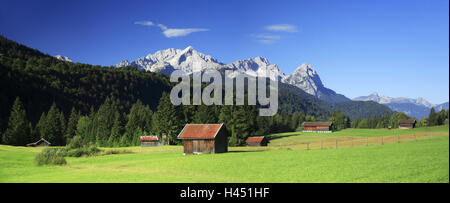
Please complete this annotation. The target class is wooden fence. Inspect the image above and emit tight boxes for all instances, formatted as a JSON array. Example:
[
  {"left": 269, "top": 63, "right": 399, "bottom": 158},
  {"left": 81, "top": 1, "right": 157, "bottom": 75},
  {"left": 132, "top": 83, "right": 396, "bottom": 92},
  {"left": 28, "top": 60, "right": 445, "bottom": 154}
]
[{"left": 277, "top": 132, "right": 448, "bottom": 151}]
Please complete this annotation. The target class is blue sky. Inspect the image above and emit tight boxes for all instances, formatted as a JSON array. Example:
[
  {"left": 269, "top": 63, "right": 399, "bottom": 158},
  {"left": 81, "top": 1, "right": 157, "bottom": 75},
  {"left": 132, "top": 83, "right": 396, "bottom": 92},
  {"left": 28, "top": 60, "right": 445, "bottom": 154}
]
[{"left": 1, "top": 0, "right": 448, "bottom": 104}]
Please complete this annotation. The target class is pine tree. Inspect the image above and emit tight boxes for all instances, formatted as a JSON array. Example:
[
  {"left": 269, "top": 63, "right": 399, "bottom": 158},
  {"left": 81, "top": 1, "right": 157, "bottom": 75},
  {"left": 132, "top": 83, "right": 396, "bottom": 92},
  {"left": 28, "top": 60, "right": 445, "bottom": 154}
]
[
  {"left": 109, "top": 111, "right": 125, "bottom": 147},
  {"left": 192, "top": 105, "right": 217, "bottom": 124},
  {"left": 429, "top": 110, "right": 437, "bottom": 126},
  {"left": 2, "top": 97, "right": 31, "bottom": 146},
  {"left": 126, "top": 100, "right": 152, "bottom": 145},
  {"left": 76, "top": 116, "right": 93, "bottom": 143},
  {"left": 219, "top": 104, "right": 255, "bottom": 146},
  {"left": 65, "top": 107, "right": 80, "bottom": 141},
  {"left": 93, "top": 97, "right": 116, "bottom": 146},
  {"left": 41, "top": 102, "right": 66, "bottom": 146},
  {"left": 151, "top": 92, "right": 182, "bottom": 145},
  {"left": 34, "top": 112, "right": 47, "bottom": 140}
]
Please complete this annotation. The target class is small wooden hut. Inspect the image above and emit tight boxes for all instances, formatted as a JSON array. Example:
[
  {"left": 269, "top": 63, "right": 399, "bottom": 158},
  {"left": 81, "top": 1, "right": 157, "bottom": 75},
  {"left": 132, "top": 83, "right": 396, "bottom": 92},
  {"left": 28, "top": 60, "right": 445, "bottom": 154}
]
[
  {"left": 398, "top": 120, "right": 416, "bottom": 129},
  {"left": 140, "top": 136, "right": 162, "bottom": 147},
  {"left": 27, "top": 138, "right": 51, "bottom": 147},
  {"left": 245, "top": 136, "right": 268, "bottom": 146},
  {"left": 177, "top": 124, "right": 227, "bottom": 154},
  {"left": 302, "top": 122, "right": 333, "bottom": 133}
]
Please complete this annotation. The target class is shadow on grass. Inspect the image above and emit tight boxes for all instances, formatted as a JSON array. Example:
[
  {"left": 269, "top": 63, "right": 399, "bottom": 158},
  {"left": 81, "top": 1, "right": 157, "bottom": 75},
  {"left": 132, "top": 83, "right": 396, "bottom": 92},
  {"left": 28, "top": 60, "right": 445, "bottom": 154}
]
[
  {"left": 267, "top": 133, "right": 298, "bottom": 141},
  {"left": 227, "top": 149, "right": 268, "bottom": 153}
]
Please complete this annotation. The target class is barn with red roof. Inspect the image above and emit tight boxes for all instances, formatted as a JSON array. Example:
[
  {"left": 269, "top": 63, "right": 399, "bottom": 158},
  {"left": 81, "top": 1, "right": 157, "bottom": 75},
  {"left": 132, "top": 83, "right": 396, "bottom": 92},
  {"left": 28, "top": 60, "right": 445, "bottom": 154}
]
[
  {"left": 140, "top": 136, "right": 161, "bottom": 147},
  {"left": 177, "top": 123, "right": 227, "bottom": 154},
  {"left": 245, "top": 136, "right": 268, "bottom": 146}
]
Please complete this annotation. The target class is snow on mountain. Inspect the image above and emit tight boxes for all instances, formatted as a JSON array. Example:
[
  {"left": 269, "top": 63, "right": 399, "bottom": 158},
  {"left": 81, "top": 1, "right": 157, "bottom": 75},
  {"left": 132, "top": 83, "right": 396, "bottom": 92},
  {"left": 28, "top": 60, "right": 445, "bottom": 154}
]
[
  {"left": 225, "top": 56, "right": 286, "bottom": 81},
  {"left": 281, "top": 63, "right": 350, "bottom": 102},
  {"left": 435, "top": 102, "right": 449, "bottom": 111},
  {"left": 282, "top": 63, "right": 323, "bottom": 96},
  {"left": 115, "top": 46, "right": 350, "bottom": 102},
  {"left": 354, "top": 92, "right": 448, "bottom": 118},
  {"left": 55, "top": 55, "right": 72, "bottom": 62},
  {"left": 115, "top": 46, "right": 223, "bottom": 74}
]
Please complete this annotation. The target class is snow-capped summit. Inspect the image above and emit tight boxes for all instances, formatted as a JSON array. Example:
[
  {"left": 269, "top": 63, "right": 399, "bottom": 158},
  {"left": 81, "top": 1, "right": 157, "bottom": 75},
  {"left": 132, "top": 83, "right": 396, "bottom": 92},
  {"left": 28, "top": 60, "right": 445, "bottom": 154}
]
[
  {"left": 55, "top": 55, "right": 72, "bottom": 62},
  {"left": 115, "top": 46, "right": 223, "bottom": 74},
  {"left": 225, "top": 56, "right": 286, "bottom": 81},
  {"left": 282, "top": 63, "right": 324, "bottom": 96},
  {"left": 353, "top": 93, "right": 448, "bottom": 118},
  {"left": 354, "top": 93, "right": 434, "bottom": 108}
]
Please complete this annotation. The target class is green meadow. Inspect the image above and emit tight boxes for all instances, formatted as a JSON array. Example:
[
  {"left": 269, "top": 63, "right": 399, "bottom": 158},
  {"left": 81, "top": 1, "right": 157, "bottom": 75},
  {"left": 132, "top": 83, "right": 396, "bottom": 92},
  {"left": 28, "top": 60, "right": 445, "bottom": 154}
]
[{"left": 0, "top": 126, "right": 448, "bottom": 183}]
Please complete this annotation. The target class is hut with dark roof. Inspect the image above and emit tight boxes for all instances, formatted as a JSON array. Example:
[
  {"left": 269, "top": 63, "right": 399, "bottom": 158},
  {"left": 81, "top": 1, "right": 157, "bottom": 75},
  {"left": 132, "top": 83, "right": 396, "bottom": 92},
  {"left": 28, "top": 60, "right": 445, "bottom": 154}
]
[
  {"left": 245, "top": 136, "right": 268, "bottom": 146},
  {"left": 177, "top": 124, "right": 227, "bottom": 154},
  {"left": 398, "top": 120, "right": 416, "bottom": 129},
  {"left": 27, "top": 138, "right": 51, "bottom": 147},
  {"left": 302, "top": 122, "right": 333, "bottom": 133}
]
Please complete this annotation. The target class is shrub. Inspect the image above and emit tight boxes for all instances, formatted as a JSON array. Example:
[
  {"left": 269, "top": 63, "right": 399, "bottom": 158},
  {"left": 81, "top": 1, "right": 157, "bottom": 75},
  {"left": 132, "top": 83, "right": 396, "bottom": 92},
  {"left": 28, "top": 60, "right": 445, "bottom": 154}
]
[
  {"left": 66, "top": 135, "right": 84, "bottom": 150},
  {"left": 35, "top": 148, "right": 67, "bottom": 166},
  {"left": 64, "top": 136, "right": 101, "bottom": 157},
  {"left": 65, "top": 143, "right": 101, "bottom": 157}
]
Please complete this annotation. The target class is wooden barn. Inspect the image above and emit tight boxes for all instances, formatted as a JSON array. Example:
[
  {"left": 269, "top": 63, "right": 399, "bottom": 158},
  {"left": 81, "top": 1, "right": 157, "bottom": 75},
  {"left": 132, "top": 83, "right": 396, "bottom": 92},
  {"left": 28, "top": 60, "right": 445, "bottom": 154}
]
[
  {"left": 140, "top": 136, "right": 162, "bottom": 147},
  {"left": 27, "top": 138, "right": 51, "bottom": 147},
  {"left": 302, "top": 122, "right": 333, "bottom": 133},
  {"left": 398, "top": 120, "right": 416, "bottom": 129},
  {"left": 245, "top": 136, "right": 268, "bottom": 146},
  {"left": 177, "top": 124, "right": 227, "bottom": 155}
]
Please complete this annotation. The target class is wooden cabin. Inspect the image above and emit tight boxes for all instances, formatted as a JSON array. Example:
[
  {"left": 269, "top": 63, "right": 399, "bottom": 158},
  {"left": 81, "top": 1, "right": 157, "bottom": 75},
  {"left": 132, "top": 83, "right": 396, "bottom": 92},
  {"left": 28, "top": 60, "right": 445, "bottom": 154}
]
[
  {"left": 177, "top": 124, "right": 227, "bottom": 154},
  {"left": 27, "top": 138, "right": 51, "bottom": 147},
  {"left": 398, "top": 120, "right": 416, "bottom": 129},
  {"left": 302, "top": 122, "right": 333, "bottom": 133},
  {"left": 140, "top": 136, "right": 162, "bottom": 147},
  {"left": 245, "top": 136, "right": 268, "bottom": 146}
]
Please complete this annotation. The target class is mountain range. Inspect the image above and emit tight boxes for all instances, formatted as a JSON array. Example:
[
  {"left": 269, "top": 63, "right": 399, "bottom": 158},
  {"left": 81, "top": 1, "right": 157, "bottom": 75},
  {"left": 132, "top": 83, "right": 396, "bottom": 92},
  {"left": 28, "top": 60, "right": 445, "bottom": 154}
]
[
  {"left": 354, "top": 92, "right": 449, "bottom": 118},
  {"left": 115, "top": 46, "right": 350, "bottom": 103}
]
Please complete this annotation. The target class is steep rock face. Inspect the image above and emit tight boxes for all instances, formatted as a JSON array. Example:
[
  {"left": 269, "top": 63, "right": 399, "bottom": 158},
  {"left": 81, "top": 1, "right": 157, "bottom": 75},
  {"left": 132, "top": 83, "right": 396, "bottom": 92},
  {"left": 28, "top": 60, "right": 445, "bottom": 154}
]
[
  {"left": 282, "top": 64, "right": 350, "bottom": 102},
  {"left": 282, "top": 63, "right": 323, "bottom": 96}
]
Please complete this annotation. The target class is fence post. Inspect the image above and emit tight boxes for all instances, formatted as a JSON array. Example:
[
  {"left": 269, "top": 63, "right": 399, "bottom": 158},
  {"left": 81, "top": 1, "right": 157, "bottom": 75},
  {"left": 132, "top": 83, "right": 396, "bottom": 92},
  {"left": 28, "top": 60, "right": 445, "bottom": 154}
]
[
  {"left": 320, "top": 140, "right": 323, "bottom": 150},
  {"left": 306, "top": 143, "right": 310, "bottom": 150},
  {"left": 351, "top": 137, "right": 353, "bottom": 147},
  {"left": 366, "top": 137, "right": 368, "bottom": 146},
  {"left": 336, "top": 139, "right": 338, "bottom": 149},
  {"left": 381, "top": 136, "right": 384, "bottom": 145},
  {"left": 397, "top": 134, "right": 400, "bottom": 143}
]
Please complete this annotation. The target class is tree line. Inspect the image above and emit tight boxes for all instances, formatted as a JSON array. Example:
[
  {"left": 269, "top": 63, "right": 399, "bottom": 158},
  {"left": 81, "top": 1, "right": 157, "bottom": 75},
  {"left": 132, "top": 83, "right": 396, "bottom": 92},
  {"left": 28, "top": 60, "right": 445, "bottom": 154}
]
[{"left": 0, "top": 94, "right": 320, "bottom": 147}]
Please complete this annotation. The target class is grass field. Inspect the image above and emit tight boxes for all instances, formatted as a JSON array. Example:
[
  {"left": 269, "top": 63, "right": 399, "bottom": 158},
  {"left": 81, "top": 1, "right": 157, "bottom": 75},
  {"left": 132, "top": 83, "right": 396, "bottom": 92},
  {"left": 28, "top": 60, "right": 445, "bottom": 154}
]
[{"left": 0, "top": 126, "right": 448, "bottom": 183}]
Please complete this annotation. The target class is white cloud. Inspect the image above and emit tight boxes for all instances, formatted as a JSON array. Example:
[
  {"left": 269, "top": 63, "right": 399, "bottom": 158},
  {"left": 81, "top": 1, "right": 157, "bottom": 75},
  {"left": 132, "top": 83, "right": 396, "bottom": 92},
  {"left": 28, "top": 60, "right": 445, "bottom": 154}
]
[
  {"left": 265, "top": 24, "right": 298, "bottom": 32},
  {"left": 250, "top": 34, "right": 281, "bottom": 39},
  {"left": 250, "top": 34, "right": 281, "bottom": 44},
  {"left": 134, "top": 21, "right": 154, "bottom": 26},
  {"left": 135, "top": 20, "right": 209, "bottom": 38},
  {"left": 162, "top": 28, "right": 209, "bottom": 38}
]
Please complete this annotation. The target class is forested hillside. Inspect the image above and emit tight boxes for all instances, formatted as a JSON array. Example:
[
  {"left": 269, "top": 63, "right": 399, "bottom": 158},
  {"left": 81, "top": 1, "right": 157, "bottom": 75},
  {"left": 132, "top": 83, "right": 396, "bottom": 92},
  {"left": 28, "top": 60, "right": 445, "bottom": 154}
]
[
  {"left": 0, "top": 35, "right": 411, "bottom": 147},
  {"left": 0, "top": 36, "right": 329, "bottom": 146}
]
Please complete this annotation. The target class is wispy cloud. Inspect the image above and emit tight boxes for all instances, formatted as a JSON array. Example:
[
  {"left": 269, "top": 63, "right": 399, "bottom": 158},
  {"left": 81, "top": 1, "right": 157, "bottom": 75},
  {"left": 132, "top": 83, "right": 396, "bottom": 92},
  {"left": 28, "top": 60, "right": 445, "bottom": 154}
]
[
  {"left": 134, "top": 21, "right": 209, "bottom": 38},
  {"left": 250, "top": 34, "right": 281, "bottom": 44},
  {"left": 134, "top": 21, "right": 154, "bottom": 26},
  {"left": 162, "top": 28, "right": 209, "bottom": 38},
  {"left": 265, "top": 24, "right": 298, "bottom": 33}
]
